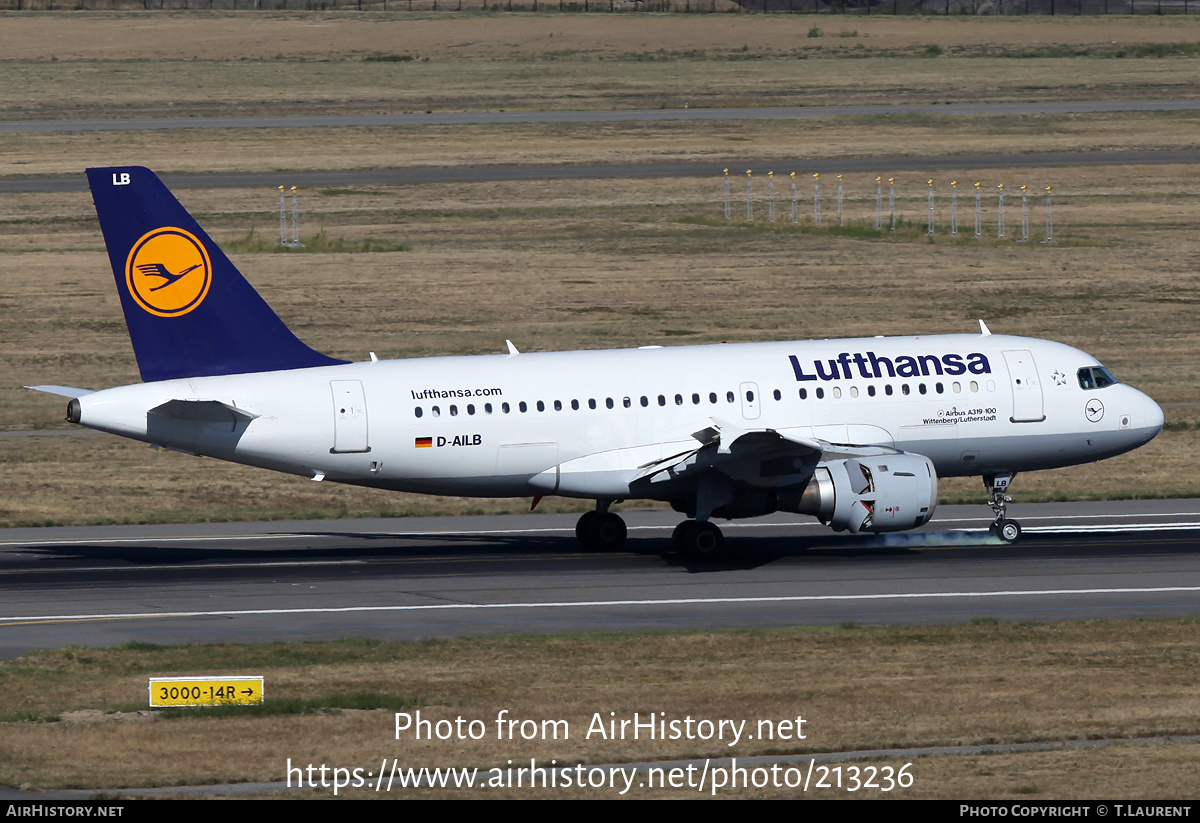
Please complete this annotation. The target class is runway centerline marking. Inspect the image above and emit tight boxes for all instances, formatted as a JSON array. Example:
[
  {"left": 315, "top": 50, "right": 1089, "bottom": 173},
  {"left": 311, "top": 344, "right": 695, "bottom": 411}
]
[{"left": 5, "top": 586, "right": 1200, "bottom": 626}]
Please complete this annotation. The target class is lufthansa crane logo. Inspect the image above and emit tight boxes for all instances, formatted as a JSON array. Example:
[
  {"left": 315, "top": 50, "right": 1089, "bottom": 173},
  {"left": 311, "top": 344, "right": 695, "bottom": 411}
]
[{"left": 124, "top": 227, "right": 212, "bottom": 318}]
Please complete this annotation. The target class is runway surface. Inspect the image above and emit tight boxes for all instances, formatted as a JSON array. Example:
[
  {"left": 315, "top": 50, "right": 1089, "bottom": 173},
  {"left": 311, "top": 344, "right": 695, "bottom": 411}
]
[
  {"left": 6, "top": 150, "right": 1199, "bottom": 194},
  {"left": 4, "top": 97, "right": 1200, "bottom": 192},
  {"left": 2, "top": 500, "right": 1198, "bottom": 659},
  {"left": 5, "top": 98, "right": 1200, "bottom": 134}
]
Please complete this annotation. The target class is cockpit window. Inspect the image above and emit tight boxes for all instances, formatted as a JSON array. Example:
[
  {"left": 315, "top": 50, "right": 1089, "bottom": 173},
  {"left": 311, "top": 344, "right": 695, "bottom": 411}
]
[{"left": 1078, "top": 366, "right": 1119, "bottom": 390}]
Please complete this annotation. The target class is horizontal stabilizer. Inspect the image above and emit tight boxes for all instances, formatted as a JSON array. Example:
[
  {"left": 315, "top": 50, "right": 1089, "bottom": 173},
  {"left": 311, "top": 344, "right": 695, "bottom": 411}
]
[{"left": 26, "top": 385, "right": 94, "bottom": 398}]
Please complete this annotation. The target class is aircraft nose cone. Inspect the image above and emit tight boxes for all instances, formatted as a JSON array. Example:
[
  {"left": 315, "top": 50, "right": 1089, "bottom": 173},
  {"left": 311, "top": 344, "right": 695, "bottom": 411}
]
[
  {"left": 1146, "top": 392, "right": 1165, "bottom": 435},
  {"left": 1130, "top": 388, "right": 1164, "bottom": 445}
]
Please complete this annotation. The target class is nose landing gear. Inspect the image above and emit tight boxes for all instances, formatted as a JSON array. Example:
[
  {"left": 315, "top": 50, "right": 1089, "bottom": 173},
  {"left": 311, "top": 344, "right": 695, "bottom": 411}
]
[{"left": 985, "top": 473, "right": 1022, "bottom": 543}]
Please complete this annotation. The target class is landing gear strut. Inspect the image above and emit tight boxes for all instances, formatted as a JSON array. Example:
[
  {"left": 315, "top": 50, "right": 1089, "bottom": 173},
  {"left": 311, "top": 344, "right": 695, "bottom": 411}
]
[
  {"left": 575, "top": 501, "right": 627, "bottom": 551},
  {"left": 984, "top": 473, "right": 1022, "bottom": 543}
]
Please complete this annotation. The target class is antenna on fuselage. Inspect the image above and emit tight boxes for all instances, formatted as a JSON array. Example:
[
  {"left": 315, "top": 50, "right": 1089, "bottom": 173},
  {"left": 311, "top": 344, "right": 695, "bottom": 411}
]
[
  {"left": 506, "top": 340, "right": 520, "bottom": 355},
  {"left": 978, "top": 320, "right": 992, "bottom": 336}
]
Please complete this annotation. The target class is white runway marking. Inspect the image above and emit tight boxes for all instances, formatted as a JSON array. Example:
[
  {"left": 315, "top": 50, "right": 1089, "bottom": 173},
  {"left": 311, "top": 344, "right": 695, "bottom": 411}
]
[
  {"left": 5, "top": 586, "right": 1200, "bottom": 626},
  {"left": 2, "top": 511, "right": 1199, "bottom": 548}
]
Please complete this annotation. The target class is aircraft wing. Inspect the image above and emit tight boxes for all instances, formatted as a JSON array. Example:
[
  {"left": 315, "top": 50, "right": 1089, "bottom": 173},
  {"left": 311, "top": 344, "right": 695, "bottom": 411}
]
[{"left": 636, "top": 418, "right": 900, "bottom": 490}]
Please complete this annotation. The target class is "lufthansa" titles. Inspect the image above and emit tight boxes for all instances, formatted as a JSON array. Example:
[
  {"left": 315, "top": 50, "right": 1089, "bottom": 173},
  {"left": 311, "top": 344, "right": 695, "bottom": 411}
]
[{"left": 789, "top": 351, "right": 992, "bottom": 382}]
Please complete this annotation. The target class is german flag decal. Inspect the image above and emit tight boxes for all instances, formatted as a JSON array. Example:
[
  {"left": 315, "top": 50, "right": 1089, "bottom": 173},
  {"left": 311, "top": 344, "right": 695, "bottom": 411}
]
[{"left": 415, "top": 437, "right": 433, "bottom": 448}]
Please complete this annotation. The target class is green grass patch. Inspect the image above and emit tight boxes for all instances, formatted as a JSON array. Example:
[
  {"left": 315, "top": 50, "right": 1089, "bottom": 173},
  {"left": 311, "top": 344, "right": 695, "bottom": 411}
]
[
  {"left": 362, "top": 53, "right": 417, "bottom": 63},
  {"left": 0, "top": 710, "right": 61, "bottom": 723},
  {"left": 156, "top": 692, "right": 422, "bottom": 719}
]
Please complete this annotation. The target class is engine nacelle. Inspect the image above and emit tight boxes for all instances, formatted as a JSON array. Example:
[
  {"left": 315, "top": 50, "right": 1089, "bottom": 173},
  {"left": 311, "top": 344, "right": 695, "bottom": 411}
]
[{"left": 787, "top": 453, "right": 938, "bottom": 534}]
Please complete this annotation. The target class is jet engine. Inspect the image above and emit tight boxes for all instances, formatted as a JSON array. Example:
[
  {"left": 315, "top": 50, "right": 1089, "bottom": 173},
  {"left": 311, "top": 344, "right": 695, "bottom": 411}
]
[
  {"left": 794, "top": 453, "right": 938, "bottom": 533},
  {"left": 704, "top": 452, "right": 937, "bottom": 533}
]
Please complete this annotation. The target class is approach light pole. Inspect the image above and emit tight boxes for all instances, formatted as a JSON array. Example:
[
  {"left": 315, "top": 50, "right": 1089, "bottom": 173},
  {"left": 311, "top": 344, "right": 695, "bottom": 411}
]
[
  {"left": 746, "top": 170, "right": 753, "bottom": 221},
  {"left": 875, "top": 177, "right": 883, "bottom": 230},
  {"left": 723, "top": 168, "right": 731, "bottom": 220},
  {"left": 927, "top": 179, "right": 935, "bottom": 237},
  {"left": 973, "top": 182, "right": 982, "bottom": 239},
  {"left": 768, "top": 172, "right": 776, "bottom": 223},
  {"left": 837, "top": 174, "right": 844, "bottom": 227},
  {"left": 950, "top": 181, "right": 958, "bottom": 237},
  {"left": 813, "top": 173, "right": 821, "bottom": 226}
]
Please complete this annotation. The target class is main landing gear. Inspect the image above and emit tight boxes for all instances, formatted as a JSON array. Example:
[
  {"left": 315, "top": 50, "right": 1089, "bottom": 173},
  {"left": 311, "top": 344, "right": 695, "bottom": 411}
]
[
  {"left": 575, "top": 501, "right": 627, "bottom": 551},
  {"left": 573, "top": 502, "right": 729, "bottom": 558},
  {"left": 671, "top": 519, "right": 726, "bottom": 559},
  {"left": 985, "top": 473, "right": 1022, "bottom": 543}
]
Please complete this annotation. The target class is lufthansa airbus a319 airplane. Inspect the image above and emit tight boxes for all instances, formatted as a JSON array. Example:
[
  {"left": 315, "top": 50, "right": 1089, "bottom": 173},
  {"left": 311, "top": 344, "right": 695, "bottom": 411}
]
[{"left": 31, "top": 167, "right": 1164, "bottom": 556}]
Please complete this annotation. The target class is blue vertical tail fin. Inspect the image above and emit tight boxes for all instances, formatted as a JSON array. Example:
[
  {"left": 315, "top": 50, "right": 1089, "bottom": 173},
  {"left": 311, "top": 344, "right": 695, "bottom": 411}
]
[{"left": 86, "top": 166, "right": 347, "bottom": 383}]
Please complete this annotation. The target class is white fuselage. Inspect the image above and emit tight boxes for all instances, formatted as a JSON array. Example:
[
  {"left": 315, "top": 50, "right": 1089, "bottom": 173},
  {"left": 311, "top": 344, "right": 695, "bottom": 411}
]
[{"left": 73, "top": 333, "right": 1163, "bottom": 507}]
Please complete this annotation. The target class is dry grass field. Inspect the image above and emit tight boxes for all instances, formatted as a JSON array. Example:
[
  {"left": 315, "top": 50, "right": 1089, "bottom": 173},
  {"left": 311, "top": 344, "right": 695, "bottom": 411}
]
[
  {"left": 4, "top": 161, "right": 1200, "bottom": 525},
  {"left": 2, "top": 620, "right": 1200, "bottom": 798},
  {"left": 2, "top": 12, "right": 1200, "bottom": 125}
]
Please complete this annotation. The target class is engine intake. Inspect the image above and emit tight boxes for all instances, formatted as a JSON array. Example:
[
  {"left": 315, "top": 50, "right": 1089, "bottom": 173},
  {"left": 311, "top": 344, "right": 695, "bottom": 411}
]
[
  {"left": 700, "top": 453, "right": 938, "bottom": 534},
  {"left": 799, "top": 454, "right": 938, "bottom": 533}
]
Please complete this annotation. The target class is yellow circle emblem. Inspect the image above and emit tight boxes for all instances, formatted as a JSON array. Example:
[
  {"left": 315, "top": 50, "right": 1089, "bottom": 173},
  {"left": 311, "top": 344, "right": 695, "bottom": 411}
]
[{"left": 125, "top": 227, "right": 212, "bottom": 318}]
